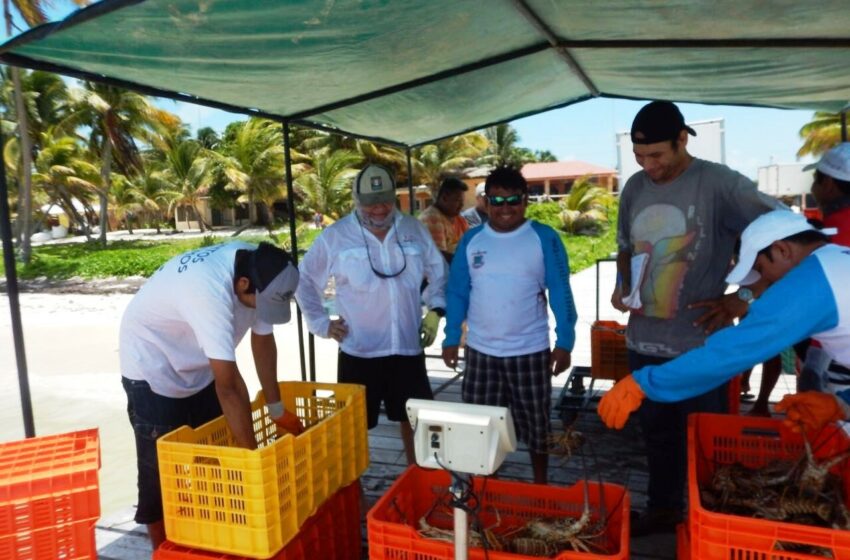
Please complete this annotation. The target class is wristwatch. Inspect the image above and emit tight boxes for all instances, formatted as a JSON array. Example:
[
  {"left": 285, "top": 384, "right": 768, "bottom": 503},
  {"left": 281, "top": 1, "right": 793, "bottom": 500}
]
[{"left": 737, "top": 287, "right": 755, "bottom": 304}]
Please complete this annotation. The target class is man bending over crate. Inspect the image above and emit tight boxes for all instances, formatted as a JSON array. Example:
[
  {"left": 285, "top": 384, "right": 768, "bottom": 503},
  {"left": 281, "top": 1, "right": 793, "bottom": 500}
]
[
  {"left": 119, "top": 241, "right": 303, "bottom": 548},
  {"left": 442, "top": 165, "right": 577, "bottom": 484},
  {"left": 608, "top": 101, "right": 780, "bottom": 536},
  {"left": 599, "top": 210, "right": 850, "bottom": 438}
]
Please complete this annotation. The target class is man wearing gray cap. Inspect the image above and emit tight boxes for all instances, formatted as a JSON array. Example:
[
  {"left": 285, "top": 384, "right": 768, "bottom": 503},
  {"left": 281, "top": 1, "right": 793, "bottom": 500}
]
[
  {"left": 599, "top": 210, "right": 846, "bottom": 435},
  {"left": 120, "top": 241, "right": 302, "bottom": 548},
  {"left": 610, "top": 100, "right": 779, "bottom": 535},
  {"left": 296, "top": 164, "right": 447, "bottom": 464}
]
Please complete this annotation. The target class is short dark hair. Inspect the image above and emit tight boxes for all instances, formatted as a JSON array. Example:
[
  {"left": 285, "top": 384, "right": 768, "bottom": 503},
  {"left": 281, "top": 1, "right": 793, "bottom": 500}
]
[
  {"left": 485, "top": 166, "right": 527, "bottom": 195},
  {"left": 816, "top": 169, "right": 850, "bottom": 196},
  {"left": 234, "top": 242, "right": 293, "bottom": 294},
  {"left": 437, "top": 176, "right": 468, "bottom": 198},
  {"left": 756, "top": 229, "right": 830, "bottom": 262}
]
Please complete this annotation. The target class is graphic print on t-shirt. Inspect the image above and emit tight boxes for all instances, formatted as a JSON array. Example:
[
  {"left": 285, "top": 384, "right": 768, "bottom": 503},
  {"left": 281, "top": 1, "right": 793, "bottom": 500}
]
[{"left": 631, "top": 203, "right": 696, "bottom": 319}]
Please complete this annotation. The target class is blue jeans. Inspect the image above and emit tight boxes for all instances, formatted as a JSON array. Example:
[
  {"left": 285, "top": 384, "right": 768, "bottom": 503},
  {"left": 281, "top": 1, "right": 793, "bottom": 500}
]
[
  {"left": 122, "top": 377, "right": 221, "bottom": 524},
  {"left": 629, "top": 351, "right": 728, "bottom": 512}
]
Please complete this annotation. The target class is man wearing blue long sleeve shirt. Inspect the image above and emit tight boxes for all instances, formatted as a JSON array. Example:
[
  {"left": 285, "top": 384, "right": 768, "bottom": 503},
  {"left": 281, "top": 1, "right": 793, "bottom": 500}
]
[
  {"left": 442, "top": 166, "right": 577, "bottom": 484},
  {"left": 599, "top": 210, "right": 849, "bottom": 434}
]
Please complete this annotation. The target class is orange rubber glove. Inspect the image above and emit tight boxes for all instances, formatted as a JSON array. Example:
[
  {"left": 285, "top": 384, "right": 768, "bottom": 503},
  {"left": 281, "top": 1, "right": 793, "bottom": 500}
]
[
  {"left": 597, "top": 374, "right": 646, "bottom": 430},
  {"left": 775, "top": 392, "right": 846, "bottom": 433},
  {"left": 273, "top": 410, "right": 305, "bottom": 437}
]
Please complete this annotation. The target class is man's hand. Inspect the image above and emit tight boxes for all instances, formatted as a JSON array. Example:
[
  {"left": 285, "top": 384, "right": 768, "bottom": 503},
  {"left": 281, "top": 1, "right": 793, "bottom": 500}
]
[
  {"left": 327, "top": 317, "right": 349, "bottom": 342},
  {"left": 611, "top": 283, "right": 631, "bottom": 313},
  {"left": 690, "top": 293, "right": 747, "bottom": 334},
  {"left": 597, "top": 375, "right": 646, "bottom": 430},
  {"left": 550, "top": 347, "right": 571, "bottom": 376},
  {"left": 443, "top": 345, "right": 460, "bottom": 369},
  {"left": 273, "top": 409, "right": 305, "bottom": 437},
  {"left": 420, "top": 310, "right": 441, "bottom": 348},
  {"left": 776, "top": 392, "right": 847, "bottom": 433}
]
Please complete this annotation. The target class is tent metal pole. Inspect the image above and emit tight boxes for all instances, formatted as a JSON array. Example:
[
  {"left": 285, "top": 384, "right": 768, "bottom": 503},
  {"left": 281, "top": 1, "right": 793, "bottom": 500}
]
[
  {"left": 282, "top": 121, "right": 308, "bottom": 382},
  {"left": 406, "top": 148, "right": 415, "bottom": 215},
  {"left": 0, "top": 129, "right": 35, "bottom": 438},
  {"left": 842, "top": 110, "right": 847, "bottom": 143}
]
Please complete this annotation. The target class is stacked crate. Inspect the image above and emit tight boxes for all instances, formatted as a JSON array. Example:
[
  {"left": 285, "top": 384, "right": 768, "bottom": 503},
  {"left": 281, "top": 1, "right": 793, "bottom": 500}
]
[
  {"left": 0, "top": 428, "right": 101, "bottom": 560},
  {"left": 156, "top": 381, "right": 369, "bottom": 559},
  {"left": 683, "top": 413, "right": 850, "bottom": 559},
  {"left": 155, "top": 480, "right": 361, "bottom": 560},
  {"left": 368, "top": 465, "right": 630, "bottom": 560}
]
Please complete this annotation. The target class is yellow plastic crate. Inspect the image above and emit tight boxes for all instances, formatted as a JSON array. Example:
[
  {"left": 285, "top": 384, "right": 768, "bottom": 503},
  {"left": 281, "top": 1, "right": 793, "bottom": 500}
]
[{"left": 157, "top": 382, "right": 368, "bottom": 559}]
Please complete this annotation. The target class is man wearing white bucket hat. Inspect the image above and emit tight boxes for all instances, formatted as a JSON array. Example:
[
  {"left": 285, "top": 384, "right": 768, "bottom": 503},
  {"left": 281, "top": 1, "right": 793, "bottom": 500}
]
[{"left": 599, "top": 210, "right": 850, "bottom": 435}]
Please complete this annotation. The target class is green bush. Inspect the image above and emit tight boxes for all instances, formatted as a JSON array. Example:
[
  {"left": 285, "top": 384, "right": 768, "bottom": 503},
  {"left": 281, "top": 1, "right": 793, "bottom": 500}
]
[{"left": 525, "top": 201, "right": 562, "bottom": 229}]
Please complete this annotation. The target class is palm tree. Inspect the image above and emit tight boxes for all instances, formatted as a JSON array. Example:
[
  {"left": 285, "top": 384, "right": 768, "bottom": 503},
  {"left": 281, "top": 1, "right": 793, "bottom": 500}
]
[
  {"left": 3, "top": 0, "right": 87, "bottom": 262},
  {"left": 479, "top": 123, "right": 522, "bottom": 167},
  {"left": 295, "top": 149, "right": 361, "bottom": 219},
  {"left": 216, "top": 118, "right": 292, "bottom": 226},
  {"left": 414, "top": 132, "right": 488, "bottom": 189},
  {"left": 157, "top": 138, "right": 213, "bottom": 231},
  {"left": 29, "top": 129, "right": 99, "bottom": 237},
  {"left": 66, "top": 82, "right": 179, "bottom": 245},
  {"left": 127, "top": 164, "right": 178, "bottom": 233},
  {"left": 558, "top": 176, "right": 614, "bottom": 235},
  {"left": 798, "top": 112, "right": 844, "bottom": 157}
]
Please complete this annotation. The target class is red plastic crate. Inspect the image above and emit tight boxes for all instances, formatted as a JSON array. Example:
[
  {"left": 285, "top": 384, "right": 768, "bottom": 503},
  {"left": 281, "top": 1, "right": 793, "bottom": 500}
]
[
  {"left": 590, "top": 321, "right": 629, "bottom": 381},
  {"left": 727, "top": 374, "right": 741, "bottom": 415},
  {"left": 676, "top": 523, "right": 689, "bottom": 560},
  {"left": 688, "top": 413, "right": 850, "bottom": 559},
  {"left": 368, "top": 466, "right": 629, "bottom": 559},
  {"left": 154, "top": 480, "right": 361, "bottom": 560},
  {"left": 0, "top": 429, "right": 100, "bottom": 560}
]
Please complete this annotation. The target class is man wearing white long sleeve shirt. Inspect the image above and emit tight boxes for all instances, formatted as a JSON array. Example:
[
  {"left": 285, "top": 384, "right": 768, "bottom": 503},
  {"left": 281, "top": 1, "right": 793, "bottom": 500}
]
[{"left": 296, "top": 164, "right": 447, "bottom": 464}]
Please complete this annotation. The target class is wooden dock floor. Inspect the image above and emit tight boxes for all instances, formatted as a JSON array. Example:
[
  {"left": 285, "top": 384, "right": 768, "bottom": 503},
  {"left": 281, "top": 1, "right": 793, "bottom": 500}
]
[{"left": 96, "top": 372, "right": 677, "bottom": 559}]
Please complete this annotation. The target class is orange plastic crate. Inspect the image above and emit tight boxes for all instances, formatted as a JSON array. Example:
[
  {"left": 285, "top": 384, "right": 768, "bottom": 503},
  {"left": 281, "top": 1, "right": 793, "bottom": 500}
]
[
  {"left": 154, "top": 481, "right": 361, "bottom": 560},
  {"left": 0, "top": 428, "right": 100, "bottom": 560},
  {"left": 590, "top": 321, "right": 629, "bottom": 381},
  {"left": 688, "top": 413, "right": 850, "bottom": 559},
  {"left": 368, "top": 466, "right": 629, "bottom": 560},
  {"left": 676, "top": 523, "right": 689, "bottom": 560}
]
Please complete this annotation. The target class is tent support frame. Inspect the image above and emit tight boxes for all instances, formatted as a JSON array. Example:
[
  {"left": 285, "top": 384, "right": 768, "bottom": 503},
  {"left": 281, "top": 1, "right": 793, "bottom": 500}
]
[{"left": 0, "top": 128, "right": 35, "bottom": 438}]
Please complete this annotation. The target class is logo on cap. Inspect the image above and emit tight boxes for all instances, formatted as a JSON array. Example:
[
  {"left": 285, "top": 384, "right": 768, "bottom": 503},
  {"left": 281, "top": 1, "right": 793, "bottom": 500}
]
[{"left": 371, "top": 177, "right": 383, "bottom": 191}]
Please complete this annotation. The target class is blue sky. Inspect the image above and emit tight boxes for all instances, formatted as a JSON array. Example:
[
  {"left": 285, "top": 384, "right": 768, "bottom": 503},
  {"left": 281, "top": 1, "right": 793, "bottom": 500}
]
[{"left": 166, "top": 97, "right": 816, "bottom": 180}]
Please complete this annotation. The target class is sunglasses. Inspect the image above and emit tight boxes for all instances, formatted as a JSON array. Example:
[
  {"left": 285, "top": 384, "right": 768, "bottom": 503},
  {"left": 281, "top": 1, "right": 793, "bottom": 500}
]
[{"left": 487, "top": 194, "right": 524, "bottom": 207}]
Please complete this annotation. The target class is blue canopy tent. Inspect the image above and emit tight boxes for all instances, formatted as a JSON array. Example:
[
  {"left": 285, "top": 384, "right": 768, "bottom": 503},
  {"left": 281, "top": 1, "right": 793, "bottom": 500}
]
[{"left": 1, "top": 0, "right": 849, "bottom": 436}]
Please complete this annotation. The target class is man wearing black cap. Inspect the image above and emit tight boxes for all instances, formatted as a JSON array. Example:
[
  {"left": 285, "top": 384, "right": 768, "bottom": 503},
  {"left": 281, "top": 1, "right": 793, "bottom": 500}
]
[
  {"left": 119, "top": 241, "right": 302, "bottom": 548},
  {"left": 296, "top": 164, "right": 447, "bottom": 465},
  {"left": 610, "top": 100, "right": 779, "bottom": 535}
]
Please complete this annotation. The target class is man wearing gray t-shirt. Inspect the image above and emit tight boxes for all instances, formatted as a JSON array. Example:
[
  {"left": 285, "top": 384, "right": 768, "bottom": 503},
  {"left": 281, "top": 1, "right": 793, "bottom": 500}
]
[{"left": 609, "top": 101, "right": 778, "bottom": 536}]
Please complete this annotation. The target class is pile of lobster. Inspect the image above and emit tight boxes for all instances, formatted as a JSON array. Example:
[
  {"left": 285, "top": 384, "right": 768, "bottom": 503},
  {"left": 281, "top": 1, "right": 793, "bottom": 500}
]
[{"left": 700, "top": 433, "right": 850, "bottom": 530}]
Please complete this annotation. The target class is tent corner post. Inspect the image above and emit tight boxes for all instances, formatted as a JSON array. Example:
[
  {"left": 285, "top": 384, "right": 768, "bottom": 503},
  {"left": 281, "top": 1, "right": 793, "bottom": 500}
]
[
  {"left": 0, "top": 128, "right": 35, "bottom": 438},
  {"left": 406, "top": 148, "right": 414, "bottom": 215},
  {"left": 281, "top": 120, "right": 308, "bottom": 382}
]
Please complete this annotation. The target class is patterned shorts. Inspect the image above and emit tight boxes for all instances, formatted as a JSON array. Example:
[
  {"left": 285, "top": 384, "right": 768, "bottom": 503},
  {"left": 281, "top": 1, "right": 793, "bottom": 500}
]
[{"left": 462, "top": 346, "right": 551, "bottom": 452}]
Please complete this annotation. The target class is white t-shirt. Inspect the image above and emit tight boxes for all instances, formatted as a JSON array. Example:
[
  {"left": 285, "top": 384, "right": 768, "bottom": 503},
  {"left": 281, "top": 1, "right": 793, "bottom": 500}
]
[{"left": 119, "top": 242, "right": 272, "bottom": 398}]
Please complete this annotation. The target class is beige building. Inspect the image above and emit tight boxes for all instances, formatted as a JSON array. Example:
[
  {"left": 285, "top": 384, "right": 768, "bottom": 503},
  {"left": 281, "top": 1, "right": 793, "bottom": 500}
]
[
  {"left": 174, "top": 200, "right": 254, "bottom": 231},
  {"left": 522, "top": 161, "right": 619, "bottom": 197}
]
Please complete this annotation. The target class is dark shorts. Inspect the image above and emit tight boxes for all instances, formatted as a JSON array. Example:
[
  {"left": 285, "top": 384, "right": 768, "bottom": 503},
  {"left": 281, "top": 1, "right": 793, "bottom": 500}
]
[
  {"left": 461, "top": 346, "right": 551, "bottom": 453},
  {"left": 122, "top": 377, "right": 222, "bottom": 525},
  {"left": 337, "top": 352, "right": 433, "bottom": 429}
]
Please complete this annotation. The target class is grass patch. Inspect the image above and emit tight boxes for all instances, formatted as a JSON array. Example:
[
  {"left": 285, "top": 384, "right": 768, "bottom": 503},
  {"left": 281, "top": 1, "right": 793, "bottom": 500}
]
[
  {"left": 1, "top": 231, "right": 298, "bottom": 280},
  {"left": 1, "top": 210, "right": 616, "bottom": 281}
]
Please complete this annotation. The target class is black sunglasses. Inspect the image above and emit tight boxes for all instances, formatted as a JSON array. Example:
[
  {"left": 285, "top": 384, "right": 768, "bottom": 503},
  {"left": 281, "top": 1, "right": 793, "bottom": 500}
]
[{"left": 488, "top": 194, "right": 524, "bottom": 207}]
